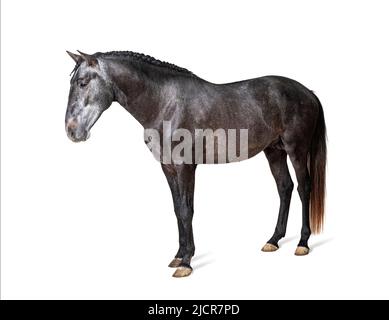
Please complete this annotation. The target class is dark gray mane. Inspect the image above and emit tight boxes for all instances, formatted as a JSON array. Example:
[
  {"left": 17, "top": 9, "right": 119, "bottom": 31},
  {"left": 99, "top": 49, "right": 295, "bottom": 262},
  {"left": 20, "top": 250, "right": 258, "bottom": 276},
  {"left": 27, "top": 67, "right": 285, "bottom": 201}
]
[{"left": 97, "top": 51, "right": 195, "bottom": 77}]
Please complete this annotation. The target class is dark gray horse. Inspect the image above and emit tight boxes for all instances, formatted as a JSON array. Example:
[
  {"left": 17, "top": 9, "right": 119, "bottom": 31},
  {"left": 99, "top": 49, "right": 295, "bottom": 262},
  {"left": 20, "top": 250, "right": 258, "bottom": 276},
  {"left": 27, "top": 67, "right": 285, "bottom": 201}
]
[{"left": 65, "top": 50, "right": 326, "bottom": 277}]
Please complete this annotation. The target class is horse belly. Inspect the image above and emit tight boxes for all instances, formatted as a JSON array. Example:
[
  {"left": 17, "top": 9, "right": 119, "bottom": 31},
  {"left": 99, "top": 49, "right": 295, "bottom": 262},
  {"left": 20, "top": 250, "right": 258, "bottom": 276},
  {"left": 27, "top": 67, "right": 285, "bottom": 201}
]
[{"left": 195, "top": 122, "right": 278, "bottom": 164}]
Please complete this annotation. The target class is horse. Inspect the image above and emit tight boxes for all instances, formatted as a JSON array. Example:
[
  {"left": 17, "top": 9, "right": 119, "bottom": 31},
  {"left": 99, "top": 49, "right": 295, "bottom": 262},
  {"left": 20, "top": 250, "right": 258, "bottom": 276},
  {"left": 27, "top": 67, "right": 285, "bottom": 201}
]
[{"left": 65, "top": 50, "right": 326, "bottom": 278}]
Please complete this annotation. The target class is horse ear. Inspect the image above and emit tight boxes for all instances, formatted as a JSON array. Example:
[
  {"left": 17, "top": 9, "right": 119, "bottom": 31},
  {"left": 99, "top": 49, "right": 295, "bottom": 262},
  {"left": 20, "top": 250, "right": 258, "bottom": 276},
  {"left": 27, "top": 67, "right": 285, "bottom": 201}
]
[
  {"left": 66, "top": 51, "right": 83, "bottom": 64},
  {"left": 77, "top": 50, "right": 98, "bottom": 67}
]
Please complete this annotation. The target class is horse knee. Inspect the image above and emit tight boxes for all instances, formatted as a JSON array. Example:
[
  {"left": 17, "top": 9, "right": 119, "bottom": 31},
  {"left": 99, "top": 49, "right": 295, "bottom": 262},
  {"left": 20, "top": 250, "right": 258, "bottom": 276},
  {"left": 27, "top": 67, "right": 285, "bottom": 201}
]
[
  {"left": 179, "top": 209, "right": 193, "bottom": 223},
  {"left": 278, "top": 179, "right": 294, "bottom": 197}
]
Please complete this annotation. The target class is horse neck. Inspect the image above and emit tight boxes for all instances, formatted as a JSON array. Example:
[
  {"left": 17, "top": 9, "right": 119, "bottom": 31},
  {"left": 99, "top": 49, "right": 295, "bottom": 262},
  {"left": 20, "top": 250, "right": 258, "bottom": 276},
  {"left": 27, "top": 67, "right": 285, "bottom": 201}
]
[{"left": 107, "top": 59, "right": 163, "bottom": 128}]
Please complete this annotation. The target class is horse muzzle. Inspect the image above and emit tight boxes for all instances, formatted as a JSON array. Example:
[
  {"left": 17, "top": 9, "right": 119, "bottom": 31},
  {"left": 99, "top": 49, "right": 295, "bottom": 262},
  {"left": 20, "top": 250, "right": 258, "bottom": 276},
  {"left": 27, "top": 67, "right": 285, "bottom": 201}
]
[{"left": 65, "top": 118, "right": 90, "bottom": 142}]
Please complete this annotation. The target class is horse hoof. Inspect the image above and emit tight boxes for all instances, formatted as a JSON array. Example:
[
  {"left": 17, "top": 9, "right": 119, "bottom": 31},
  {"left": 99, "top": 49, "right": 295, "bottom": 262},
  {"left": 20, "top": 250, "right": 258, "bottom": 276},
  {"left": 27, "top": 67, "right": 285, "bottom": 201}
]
[
  {"left": 295, "top": 246, "right": 309, "bottom": 256},
  {"left": 168, "top": 258, "right": 182, "bottom": 268},
  {"left": 172, "top": 266, "right": 192, "bottom": 278},
  {"left": 261, "top": 243, "right": 278, "bottom": 252}
]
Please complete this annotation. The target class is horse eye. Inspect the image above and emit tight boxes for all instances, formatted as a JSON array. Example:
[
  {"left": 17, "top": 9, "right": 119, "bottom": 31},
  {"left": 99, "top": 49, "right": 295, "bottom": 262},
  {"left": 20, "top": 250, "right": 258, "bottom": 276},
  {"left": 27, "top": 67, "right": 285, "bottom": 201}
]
[{"left": 78, "top": 79, "right": 89, "bottom": 88}]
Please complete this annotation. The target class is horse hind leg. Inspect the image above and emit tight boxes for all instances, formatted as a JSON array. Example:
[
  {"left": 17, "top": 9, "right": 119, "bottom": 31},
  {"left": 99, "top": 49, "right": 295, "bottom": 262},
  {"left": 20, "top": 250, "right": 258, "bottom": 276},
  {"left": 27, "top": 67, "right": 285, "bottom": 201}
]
[
  {"left": 283, "top": 141, "right": 311, "bottom": 256},
  {"left": 261, "top": 146, "right": 294, "bottom": 252}
]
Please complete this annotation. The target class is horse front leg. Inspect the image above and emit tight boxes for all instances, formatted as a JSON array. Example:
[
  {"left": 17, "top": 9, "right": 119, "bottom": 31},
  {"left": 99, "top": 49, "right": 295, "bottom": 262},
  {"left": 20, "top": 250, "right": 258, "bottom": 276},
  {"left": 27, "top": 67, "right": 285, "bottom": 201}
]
[{"left": 161, "top": 164, "right": 197, "bottom": 277}]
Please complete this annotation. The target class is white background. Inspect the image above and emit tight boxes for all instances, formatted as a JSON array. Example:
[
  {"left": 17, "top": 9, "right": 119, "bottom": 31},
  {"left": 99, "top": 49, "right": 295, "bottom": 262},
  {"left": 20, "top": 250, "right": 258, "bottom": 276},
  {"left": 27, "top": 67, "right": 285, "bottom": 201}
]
[{"left": 2, "top": 0, "right": 389, "bottom": 299}]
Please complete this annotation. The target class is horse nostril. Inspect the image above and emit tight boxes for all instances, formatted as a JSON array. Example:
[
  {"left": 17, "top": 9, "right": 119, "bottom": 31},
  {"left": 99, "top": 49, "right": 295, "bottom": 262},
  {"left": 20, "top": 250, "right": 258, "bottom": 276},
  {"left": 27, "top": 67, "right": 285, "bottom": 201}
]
[
  {"left": 67, "top": 128, "right": 76, "bottom": 139},
  {"left": 66, "top": 119, "right": 78, "bottom": 140}
]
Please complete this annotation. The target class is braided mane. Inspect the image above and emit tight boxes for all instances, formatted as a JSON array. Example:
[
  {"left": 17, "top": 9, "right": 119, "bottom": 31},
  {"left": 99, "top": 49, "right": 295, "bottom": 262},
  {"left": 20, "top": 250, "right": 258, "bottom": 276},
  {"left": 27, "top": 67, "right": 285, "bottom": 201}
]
[{"left": 98, "top": 51, "right": 195, "bottom": 76}]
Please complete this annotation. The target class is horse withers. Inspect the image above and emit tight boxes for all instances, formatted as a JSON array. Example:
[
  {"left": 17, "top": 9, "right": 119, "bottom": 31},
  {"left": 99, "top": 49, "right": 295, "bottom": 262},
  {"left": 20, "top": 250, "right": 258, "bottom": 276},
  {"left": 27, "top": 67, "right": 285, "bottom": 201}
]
[{"left": 65, "top": 50, "right": 326, "bottom": 277}]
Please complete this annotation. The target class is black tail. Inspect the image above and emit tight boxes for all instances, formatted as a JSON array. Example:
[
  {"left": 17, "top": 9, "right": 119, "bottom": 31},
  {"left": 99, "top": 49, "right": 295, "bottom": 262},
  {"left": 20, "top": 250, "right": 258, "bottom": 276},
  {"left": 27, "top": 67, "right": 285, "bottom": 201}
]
[{"left": 309, "top": 95, "right": 327, "bottom": 234}]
